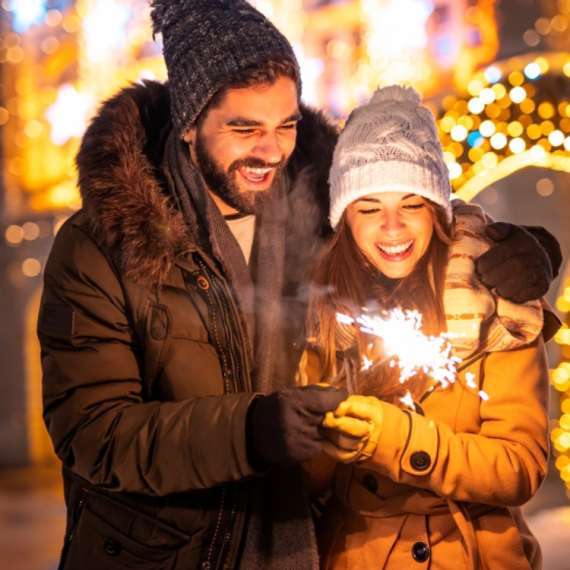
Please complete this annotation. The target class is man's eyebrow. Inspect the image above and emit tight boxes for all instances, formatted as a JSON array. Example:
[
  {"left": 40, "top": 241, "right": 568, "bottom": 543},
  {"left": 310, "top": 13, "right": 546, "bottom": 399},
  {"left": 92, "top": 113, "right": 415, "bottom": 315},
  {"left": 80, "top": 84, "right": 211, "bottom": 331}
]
[
  {"left": 283, "top": 112, "right": 302, "bottom": 124},
  {"left": 226, "top": 118, "right": 263, "bottom": 127},
  {"left": 226, "top": 113, "right": 302, "bottom": 127}
]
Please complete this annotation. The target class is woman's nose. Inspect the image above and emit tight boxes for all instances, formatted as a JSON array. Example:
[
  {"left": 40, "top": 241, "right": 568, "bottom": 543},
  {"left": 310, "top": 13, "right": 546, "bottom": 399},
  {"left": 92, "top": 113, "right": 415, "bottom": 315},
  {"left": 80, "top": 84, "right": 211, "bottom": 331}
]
[{"left": 381, "top": 211, "right": 404, "bottom": 234}]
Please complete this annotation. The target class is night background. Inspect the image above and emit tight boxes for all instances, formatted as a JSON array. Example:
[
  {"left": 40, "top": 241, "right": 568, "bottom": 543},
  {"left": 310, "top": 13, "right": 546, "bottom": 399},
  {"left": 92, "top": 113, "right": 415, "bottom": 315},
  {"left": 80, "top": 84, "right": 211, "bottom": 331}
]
[{"left": 1, "top": 0, "right": 570, "bottom": 567}]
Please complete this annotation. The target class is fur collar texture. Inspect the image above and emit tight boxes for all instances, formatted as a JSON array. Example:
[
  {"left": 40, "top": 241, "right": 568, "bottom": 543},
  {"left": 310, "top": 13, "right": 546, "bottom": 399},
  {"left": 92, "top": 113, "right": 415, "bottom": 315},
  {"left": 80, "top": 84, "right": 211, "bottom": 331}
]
[{"left": 76, "top": 80, "right": 338, "bottom": 286}]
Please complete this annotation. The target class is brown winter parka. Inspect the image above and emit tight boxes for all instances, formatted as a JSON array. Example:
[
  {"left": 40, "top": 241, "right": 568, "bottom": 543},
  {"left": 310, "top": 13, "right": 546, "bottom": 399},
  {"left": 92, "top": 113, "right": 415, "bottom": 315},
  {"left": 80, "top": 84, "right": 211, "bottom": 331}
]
[{"left": 37, "top": 80, "right": 337, "bottom": 570}]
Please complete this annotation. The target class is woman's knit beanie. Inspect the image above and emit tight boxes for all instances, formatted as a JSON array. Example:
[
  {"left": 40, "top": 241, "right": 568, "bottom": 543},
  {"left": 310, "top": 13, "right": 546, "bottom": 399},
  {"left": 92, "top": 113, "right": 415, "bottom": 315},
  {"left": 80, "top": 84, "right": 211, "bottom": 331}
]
[
  {"left": 150, "top": 0, "right": 299, "bottom": 136},
  {"left": 329, "top": 85, "right": 452, "bottom": 230}
]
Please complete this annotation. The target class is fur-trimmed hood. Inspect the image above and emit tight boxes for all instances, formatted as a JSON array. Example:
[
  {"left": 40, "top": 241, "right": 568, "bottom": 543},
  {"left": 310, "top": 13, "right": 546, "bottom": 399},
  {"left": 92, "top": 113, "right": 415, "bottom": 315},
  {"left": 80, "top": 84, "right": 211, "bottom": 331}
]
[{"left": 76, "top": 80, "right": 338, "bottom": 285}]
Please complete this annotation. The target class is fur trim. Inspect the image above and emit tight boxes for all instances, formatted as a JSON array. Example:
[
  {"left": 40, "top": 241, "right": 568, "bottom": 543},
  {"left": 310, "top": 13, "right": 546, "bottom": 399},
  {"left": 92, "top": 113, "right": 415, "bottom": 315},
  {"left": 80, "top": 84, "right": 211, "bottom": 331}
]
[{"left": 76, "top": 81, "right": 338, "bottom": 286}]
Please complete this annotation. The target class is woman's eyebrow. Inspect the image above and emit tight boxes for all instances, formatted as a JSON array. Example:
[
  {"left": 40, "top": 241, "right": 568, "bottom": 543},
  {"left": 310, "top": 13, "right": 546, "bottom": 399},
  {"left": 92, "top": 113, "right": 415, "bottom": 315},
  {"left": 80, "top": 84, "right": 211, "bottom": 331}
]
[{"left": 354, "top": 197, "right": 381, "bottom": 203}]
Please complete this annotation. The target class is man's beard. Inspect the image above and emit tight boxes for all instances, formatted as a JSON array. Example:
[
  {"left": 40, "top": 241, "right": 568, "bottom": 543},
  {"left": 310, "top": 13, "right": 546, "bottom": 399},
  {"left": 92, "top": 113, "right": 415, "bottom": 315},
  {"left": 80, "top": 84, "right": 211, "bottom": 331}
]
[{"left": 194, "top": 131, "right": 287, "bottom": 215}]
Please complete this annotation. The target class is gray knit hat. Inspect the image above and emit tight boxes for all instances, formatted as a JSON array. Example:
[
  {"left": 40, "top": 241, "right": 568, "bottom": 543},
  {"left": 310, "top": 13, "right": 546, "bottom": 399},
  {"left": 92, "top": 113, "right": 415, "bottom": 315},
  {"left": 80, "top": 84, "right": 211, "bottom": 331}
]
[
  {"left": 329, "top": 85, "right": 452, "bottom": 230},
  {"left": 151, "top": 0, "right": 299, "bottom": 136}
]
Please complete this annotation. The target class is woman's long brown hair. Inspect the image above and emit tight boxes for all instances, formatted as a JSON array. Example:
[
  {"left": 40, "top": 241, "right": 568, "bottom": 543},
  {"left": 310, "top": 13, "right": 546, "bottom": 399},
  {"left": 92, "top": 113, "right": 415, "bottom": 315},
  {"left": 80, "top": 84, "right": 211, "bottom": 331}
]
[{"left": 306, "top": 201, "right": 454, "bottom": 404}]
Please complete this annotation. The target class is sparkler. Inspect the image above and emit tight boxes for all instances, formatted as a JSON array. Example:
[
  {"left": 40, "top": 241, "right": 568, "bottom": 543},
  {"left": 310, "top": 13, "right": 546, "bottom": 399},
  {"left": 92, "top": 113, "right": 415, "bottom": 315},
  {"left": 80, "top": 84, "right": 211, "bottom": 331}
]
[{"left": 337, "top": 308, "right": 488, "bottom": 406}]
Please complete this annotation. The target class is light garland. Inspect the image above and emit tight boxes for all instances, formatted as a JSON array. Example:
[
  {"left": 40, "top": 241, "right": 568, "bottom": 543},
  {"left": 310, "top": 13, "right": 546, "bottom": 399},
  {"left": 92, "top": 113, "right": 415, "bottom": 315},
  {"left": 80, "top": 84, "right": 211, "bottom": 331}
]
[{"left": 445, "top": 52, "right": 570, "bottom": 499}]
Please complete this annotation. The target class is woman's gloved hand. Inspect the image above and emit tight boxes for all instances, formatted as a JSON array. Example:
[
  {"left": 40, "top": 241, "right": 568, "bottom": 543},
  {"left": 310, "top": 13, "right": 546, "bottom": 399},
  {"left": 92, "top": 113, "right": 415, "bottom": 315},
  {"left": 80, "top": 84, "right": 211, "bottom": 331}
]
[{"left": 320, "top": 395, "right": 383, "bottom": 463}]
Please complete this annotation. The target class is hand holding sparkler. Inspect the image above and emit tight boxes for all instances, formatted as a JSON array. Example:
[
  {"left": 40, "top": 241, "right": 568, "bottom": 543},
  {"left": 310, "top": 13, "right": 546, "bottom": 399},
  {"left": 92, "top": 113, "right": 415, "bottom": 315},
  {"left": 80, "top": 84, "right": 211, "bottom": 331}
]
[{"left": 321, "top": 395, "right": 383, "bottom": 463}]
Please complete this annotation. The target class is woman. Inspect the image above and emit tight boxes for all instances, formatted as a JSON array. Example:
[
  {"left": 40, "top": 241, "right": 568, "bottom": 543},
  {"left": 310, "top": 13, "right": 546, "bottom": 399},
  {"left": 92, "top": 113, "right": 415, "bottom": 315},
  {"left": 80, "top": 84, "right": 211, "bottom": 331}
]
[{"left": 301, "top": 85, "right": 559, "bottom": 569}]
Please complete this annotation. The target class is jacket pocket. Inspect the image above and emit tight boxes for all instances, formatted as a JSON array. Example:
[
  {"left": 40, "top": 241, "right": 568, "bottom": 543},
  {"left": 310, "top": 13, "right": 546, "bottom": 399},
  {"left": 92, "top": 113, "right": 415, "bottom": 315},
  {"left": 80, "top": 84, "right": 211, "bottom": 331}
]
[{"left": 61, "top": 489, "right": 191, "bottom": 570}]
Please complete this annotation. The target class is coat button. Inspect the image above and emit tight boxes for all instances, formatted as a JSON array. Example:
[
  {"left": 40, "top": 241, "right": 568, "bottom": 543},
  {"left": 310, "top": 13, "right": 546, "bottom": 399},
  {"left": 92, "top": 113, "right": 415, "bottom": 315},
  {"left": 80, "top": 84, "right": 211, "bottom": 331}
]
[
  {"left": 103, "top": 539, "right": 121, "bottom": 556},
  {"left": 201, "top": 562, "right": 211, "bottom": 570},
  {"left": 362, "top": 474, "right": 378, "bottom": 494},
  {"left": 410, "top": 451, "right": 431, "bottom": 471},
  {"left": 151, "top": 326, "right": 167, "bottom": 340},
  {"left": 223, "top": 369, "right": 232, "bottom": 378},
  {"left": 197, "top": 276, "right": 210, "bottom": 290},
  {"left": 411, "top": 541, "right": 430, "bottom": 563}
]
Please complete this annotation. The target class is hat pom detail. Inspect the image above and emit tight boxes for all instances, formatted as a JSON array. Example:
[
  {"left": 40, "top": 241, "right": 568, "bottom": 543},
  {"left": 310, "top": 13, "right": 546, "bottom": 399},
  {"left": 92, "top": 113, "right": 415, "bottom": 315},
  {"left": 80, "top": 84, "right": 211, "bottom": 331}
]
[{"left": 370, "top": 84, "right": 421, "bottom": 106}]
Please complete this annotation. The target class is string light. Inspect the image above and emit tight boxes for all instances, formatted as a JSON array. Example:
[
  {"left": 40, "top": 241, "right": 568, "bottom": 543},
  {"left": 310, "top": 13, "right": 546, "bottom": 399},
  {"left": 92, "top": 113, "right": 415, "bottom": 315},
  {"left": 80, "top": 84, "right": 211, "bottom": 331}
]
[{"left": 442, "top": 51, "right": 570, "bottom": 497}]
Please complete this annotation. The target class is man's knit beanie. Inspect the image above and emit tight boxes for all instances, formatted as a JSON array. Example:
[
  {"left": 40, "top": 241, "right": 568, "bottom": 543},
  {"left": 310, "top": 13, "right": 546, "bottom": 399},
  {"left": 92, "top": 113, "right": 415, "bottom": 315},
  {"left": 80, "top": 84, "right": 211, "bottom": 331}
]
[
  {"left": 150, "top": 0, "right": 299, "bottom": 136},
  {"left": 329, "top": 84, "right": 452, "bottom": 230}
]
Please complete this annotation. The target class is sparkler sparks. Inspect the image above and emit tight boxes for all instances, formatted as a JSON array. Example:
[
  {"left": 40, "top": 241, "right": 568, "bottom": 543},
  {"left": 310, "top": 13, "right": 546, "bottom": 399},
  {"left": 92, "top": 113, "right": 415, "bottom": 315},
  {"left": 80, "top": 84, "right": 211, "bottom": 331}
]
[
  {"left": 337, "top": 309, "right": 487, "bottom": 405},
  {"left": 339, "top": 309, "right": 461, "bottom": 387},
  {"left": 465, "top": 372, "right": 477, "bottom": 389}
]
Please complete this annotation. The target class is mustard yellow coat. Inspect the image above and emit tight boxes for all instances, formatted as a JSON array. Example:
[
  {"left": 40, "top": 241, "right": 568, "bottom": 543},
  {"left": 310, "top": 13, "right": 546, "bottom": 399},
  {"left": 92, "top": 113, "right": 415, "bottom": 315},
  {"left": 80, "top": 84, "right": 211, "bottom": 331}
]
[{"left": 308, "top": 336, "right": 550, "bottom": 569}]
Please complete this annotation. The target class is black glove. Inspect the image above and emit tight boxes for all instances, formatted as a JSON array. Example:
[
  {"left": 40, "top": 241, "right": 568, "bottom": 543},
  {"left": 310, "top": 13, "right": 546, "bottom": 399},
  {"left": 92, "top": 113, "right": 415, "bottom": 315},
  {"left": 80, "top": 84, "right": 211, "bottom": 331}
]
[
  {"left": 247, "top": 385, "right": 348, "bottom": 467},
  {"left": 476, "top": 222, "right": 554, "bottom": 304},
  {"left": 523, "top": 226, "right": 563, "bottom": 279}
]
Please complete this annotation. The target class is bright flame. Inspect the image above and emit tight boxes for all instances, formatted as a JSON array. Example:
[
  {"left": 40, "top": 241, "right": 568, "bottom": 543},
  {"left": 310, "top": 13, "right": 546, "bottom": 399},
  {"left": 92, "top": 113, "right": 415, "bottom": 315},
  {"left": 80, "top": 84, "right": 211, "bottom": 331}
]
[
  {"left": 338, "top": 309, "right": 461, "bottom": 387},
  {"left": 336, "top": 309, "right": 490, "bottom": 407}
]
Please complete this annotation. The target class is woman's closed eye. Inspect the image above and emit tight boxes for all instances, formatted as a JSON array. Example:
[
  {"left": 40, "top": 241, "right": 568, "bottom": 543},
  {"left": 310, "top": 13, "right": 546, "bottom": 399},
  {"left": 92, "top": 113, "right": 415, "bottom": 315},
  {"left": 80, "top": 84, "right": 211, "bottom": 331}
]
[{"left": 403, "top": 203, "right": 425, "bottom": 211}]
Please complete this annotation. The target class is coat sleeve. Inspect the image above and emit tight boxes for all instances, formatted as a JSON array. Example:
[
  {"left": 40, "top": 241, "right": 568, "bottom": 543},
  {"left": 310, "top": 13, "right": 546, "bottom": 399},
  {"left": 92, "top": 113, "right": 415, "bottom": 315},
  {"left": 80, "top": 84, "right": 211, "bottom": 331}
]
[
  {"left": 364, "top": 337, "right": 550, "bottom": 506},
  {"left": 39, "top": 221, "right": 260, "bottom": 496}
]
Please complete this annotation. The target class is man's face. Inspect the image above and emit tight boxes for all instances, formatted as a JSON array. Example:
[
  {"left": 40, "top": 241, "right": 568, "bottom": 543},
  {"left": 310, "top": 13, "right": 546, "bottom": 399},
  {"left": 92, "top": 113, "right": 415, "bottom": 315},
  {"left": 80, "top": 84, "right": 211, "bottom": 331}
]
[{"left": 184, "top": 76, "right": 301, "bottom": 216}]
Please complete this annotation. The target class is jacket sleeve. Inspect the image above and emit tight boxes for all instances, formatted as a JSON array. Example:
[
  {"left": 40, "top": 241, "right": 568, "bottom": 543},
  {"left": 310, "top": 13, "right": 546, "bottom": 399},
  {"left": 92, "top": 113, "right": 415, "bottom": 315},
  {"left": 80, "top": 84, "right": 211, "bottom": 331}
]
[
  {"left": 364, "top": 336, "right": 550, "bottom": 507},
  {"left": 39, "top": 221, "right": 260, "bottom": 495}
]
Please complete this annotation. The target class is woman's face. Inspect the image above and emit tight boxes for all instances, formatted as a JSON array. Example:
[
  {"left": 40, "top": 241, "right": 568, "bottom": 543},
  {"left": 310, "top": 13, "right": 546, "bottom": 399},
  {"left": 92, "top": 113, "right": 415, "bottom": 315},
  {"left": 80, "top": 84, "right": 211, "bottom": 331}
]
[{"left": 346, "top": 191, "right": 435, "bottom": 279}]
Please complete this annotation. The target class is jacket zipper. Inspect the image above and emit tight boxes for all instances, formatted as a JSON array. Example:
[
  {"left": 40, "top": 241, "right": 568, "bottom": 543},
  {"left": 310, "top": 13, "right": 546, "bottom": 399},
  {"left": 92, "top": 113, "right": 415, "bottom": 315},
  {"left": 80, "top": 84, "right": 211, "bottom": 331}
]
[
  {"left": 207, "top": 265, "right": 245, "bottom": 393},
  {"left": 57, "top": 486, "right": 87, "bottom": 570},
  {"left": 217, "top": 487, "right": 239, "bottom": 565},
  {"left": 195, "top": 258, "right": 245, "bottom": 569}
]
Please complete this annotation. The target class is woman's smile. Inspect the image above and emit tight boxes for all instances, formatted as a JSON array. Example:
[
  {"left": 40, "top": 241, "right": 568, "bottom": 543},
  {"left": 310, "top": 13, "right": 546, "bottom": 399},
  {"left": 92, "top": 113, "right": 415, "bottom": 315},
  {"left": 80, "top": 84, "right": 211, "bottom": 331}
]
[{"left": 376, "top": 239, "right": 414, "bottom": 258}]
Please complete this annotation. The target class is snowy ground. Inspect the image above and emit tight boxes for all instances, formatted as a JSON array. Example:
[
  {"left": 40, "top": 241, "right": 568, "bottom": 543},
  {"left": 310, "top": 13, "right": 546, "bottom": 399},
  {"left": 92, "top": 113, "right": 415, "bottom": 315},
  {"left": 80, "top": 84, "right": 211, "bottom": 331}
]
[{"left": 527, "top": 507, "right": 570, "bottom": 569}]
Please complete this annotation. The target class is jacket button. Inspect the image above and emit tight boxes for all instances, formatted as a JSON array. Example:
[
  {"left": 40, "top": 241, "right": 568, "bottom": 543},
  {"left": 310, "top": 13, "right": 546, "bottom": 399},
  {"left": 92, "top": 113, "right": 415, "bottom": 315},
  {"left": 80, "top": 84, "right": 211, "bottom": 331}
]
[
  {"left": 223, "top": 369, "right": 232, "bottom": 378},
  {"left": 197, "top": 276, "right": 210, "bottom": 290},
  {"left": 410, "top": 451, "right": 431, "bottom": 471},
  {"left": 362, "top": 474, "right": 378, "bottom": 494},
  {"left": 103, "top": 539, "right": 121, "bottom": 556},
  {"left": 151, "top": 326, "right": 167, "bottom": 340},
  {"left": 411, "top": 541, "right": 430, "bottom": 563},
  {"left": 201, "top": 562, "right": 211, "bottom": 570}
]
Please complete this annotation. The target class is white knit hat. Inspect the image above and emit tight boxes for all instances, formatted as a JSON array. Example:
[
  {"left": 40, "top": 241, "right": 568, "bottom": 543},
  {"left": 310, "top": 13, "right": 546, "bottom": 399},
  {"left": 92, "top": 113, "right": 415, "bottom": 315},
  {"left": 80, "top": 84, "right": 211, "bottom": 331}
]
[{"left": 329, "top": 85, "right": 452, "bottom": 230}]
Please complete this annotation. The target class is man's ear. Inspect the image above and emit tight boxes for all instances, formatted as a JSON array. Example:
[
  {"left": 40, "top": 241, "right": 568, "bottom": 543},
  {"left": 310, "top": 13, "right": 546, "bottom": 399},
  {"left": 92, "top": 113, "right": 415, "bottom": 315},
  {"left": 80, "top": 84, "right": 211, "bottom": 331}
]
[{"left": 183, "top": 126, "right": 196, "bottom": 145}]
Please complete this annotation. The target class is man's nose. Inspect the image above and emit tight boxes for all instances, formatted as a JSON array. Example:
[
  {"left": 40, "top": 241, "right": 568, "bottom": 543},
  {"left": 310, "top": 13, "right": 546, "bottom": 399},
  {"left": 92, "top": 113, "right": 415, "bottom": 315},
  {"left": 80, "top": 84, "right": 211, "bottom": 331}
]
[{"left": 251, "top": 131, "right": 283, "bottom": 164}]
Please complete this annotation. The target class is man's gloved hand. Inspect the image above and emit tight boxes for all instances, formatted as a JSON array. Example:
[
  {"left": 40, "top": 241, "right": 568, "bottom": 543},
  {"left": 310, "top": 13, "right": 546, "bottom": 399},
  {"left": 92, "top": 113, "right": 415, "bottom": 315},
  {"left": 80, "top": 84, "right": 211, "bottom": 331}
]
[
  {"left": 247, "top": 385, "right": 348, "bottom": 467},
  {"left": 524, "top": 225, "right": 563, "bottom": 279},
  {"left": 476, "top": 222, "right": 555, "bottom": 304},
  {"left": 321, "top": 395, "right": 384, "bottom": 464}
]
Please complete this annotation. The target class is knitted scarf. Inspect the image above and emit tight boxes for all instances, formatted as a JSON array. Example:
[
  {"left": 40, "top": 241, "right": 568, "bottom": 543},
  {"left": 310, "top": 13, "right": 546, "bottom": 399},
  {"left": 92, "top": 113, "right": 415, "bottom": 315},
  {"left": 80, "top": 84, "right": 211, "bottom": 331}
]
[
  {"left": 444, "top": 201, "right": 543, "bottom": 360},
  {"left": 163, "top": 133, "right": 319, "bottom": 570}
]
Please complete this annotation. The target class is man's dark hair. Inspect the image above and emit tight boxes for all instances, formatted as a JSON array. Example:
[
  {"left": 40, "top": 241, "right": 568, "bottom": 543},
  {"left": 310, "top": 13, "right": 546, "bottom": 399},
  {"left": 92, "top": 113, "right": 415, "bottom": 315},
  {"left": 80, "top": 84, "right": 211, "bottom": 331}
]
[{"left": 196, "top": 55, "right": 301, "bottom": 126}]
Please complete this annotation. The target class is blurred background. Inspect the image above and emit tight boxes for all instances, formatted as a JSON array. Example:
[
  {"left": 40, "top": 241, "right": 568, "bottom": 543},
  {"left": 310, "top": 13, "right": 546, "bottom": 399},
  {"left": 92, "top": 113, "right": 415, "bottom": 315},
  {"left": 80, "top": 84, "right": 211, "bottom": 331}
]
[{"left": 1, "top": 0, "right": 570, "bottom": 568}]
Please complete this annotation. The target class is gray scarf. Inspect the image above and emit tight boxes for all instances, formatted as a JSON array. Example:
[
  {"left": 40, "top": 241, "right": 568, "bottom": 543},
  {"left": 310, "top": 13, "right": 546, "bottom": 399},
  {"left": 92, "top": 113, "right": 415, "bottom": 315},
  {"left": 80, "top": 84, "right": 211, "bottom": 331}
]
[
  {"left": 163, "top": 133, "right": 319, "bottom": 569},
  {"left": 164, "top": 132, "right": 291, "bottom": 392}
]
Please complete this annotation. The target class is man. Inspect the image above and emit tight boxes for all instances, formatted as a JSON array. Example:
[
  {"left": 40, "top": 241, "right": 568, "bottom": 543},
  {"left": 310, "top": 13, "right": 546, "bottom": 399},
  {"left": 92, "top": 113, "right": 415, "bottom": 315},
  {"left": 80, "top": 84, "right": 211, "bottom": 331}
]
[{"left": 38, "top": 1, "right": 560, "bottom": 569}]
